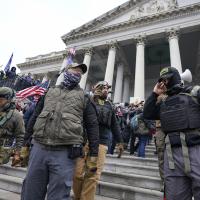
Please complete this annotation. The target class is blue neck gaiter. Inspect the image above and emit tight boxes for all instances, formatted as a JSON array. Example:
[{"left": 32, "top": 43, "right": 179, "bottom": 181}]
[{"left": 63, "top": 71, "right": 81, "bottom": 89}]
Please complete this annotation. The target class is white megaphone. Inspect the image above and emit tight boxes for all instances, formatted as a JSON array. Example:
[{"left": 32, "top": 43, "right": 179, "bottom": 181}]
[{"left": 180, "top": 69, "right": 192, "bottom": 83}]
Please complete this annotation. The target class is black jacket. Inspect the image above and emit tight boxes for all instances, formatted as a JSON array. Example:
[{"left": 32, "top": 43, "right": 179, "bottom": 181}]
[{"left": 96, "top": 101, "right": 123, "bottom": 145}]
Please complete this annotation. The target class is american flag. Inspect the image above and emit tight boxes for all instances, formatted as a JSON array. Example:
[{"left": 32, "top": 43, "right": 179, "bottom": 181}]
[
  {"left": 69, "top": 47, "right": 76, "bottom": 56},
  {"left": 66, "top": 47, "right": 76, "bottom": 66},
  {"left": 16, "top": 81, "right": 49, "bottom": 100}
]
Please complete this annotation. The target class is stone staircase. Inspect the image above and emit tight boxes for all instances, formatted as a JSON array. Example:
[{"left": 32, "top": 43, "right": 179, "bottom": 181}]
[{"left": 0, "top": 142, "right": 163, "bottom": 200}]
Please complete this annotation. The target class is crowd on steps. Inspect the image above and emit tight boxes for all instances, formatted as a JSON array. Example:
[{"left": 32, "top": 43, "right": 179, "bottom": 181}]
[{"left": 0, "top": 64, "right": 199, "bottom": 200}]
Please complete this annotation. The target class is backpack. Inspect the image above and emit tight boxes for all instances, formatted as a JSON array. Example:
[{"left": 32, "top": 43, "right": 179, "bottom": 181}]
[
  {"left": 130, "top": 113, "right": 150, "bottom": 135},
  {"left": 130, "top": 114, "right": 139, "bottom": 130}
]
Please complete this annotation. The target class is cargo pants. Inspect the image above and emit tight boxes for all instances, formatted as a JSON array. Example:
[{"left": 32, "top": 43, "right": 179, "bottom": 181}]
[
  {"left": 164, "top": 145, "right": 200, "bottom": 200},
  {"left": 73, "top": 144, "right": 108, "bottom": 200}
]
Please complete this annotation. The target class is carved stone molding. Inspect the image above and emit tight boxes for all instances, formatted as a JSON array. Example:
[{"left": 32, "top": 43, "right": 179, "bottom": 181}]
[
  {"left": 83, "top": 47, "right": 94, "bottom": 56},
  {"left": 17, "top": 55, "right": 63, "bottom": 68},
  {"left": 166, "top": 27, "right": 180, "bottom": 40},
  {"left": 62, "top": 49, "right": 68, "bottom": 59},
  {"left": 106, "top": 40, "right": 119, "bottom": 50},
  {"left": 134, "top": 35, "right": 147, "bottom": 45},
  {"left": 62, "top": 4, "right": 200, "bottom": 44},
  {"left": 116, "top": 62, "right": 124, "bottom": 67}
]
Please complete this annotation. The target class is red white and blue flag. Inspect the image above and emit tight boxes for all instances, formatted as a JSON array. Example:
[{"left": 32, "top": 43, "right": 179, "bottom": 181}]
[
  {"left": 16, "top": 81, "right": 49, "bottom": 100},
  {"left": 69, "top": 47, "right": 76, "bottom": 56},
  {"left": 66, "top": 47, "right": 76, "bottom": 65}
]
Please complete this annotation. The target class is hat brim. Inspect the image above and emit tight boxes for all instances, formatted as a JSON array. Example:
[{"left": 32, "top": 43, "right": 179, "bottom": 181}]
[
  {"left": 76, "top": 64, "right": 87, "bottom": 74},
  {"left": 158, "top": 73, "right": 173, "bottom": 82}
]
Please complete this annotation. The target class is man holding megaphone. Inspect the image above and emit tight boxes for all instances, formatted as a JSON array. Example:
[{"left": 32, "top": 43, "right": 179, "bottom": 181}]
[{"left": 143, "top": 66, "right": 200, "bottom": 200}]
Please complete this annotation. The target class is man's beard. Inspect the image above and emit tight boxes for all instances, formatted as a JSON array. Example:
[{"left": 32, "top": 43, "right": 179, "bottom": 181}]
[{"left": 99, "top": 92, "right": 108, "bottom": 100}]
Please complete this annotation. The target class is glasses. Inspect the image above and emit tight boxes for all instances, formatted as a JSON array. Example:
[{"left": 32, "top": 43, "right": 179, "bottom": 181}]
[{"left": 94, "top": 81, "right": 111, "bottom": 89}]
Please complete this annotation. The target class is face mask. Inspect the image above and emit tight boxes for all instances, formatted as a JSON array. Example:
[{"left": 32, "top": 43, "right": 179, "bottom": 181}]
[{"left": 63, "top": 71, "right": 81, "bottom": 89}]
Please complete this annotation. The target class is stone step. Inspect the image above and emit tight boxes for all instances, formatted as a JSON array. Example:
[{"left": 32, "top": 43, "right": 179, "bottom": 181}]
[
  {"left": 122, "top": 151, "right": 157, "bottom": 158},
  {"left": 104, "top": 162, "right": 160, "bottom": 177},
  {"left": 106, "top": 155, "right": 158, "bottom": 167},
  {"left": 0, "top": 179, "right": 162, "bottom": 200},
  {"left": 101, "top": 171, "right": 161, "bottom": 191},
  {"left": 0, "top": 169, "right": 162, "bottom": 200},
  {"left": 96, "top": 195, "right": 118, "bottom": 200},
  {"left": 0, "top": 165, "right": 161, "bottom": 189},
  {"left": 145, "top": 146, "right": 156, "bottom": 150},
  {"left": 0, "top": 189, "right": 20, "bottom": 200},
  {"left": 0, "top": 188, "right": 117, "bottom": 200},
  {"left": 97, "top": 181, "right": 163, "bottom": 200},
  {"left": 117, "top": 147, "right": 156, "bottom": 154},
  {"left": 0, "top": 174, "right": 22, "bottom": 194},
  {"left": 0, "top": 179, "right": 117, "bottom": 200},
  {"left": 0, "top": 165, "right": 26, "bottom": 179}
]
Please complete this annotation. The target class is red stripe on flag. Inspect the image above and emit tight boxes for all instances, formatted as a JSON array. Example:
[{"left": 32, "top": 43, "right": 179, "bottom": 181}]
[{"left": 16, "top": 85, "right": 46, "bottom": 99}]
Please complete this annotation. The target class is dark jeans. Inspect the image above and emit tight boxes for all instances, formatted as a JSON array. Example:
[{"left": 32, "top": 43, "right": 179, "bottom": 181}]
[
  {"left": 107, "top": 131, "right": 113, "bottom": 154},
  {"left": 130, "top": 133, "right": 138, "bottom": 155},
  {"left": 138, "top": 135, "right": 148, "bottom": 158},
  {"left": 21, "top": 142, "right": 75, "bottom": 200}
]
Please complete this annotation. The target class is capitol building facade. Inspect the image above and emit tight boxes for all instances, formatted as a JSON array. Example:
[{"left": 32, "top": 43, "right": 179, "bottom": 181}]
[{"left": 17, "top": 0, "right": 200, "bottom": 103}]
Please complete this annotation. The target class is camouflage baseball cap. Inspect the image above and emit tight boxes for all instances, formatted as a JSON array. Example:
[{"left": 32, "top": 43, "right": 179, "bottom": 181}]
[
  {"left": 158, "top": 67, "right": 180, "bottom": 82},
  {"left": 0, "top": 87, "right": 15, "bottom": 100},
  {"left": 93, "top": 81, "right": 111, "bottom": 90},
  {"left": 67, "top": 63, "right": 87, "bottom": 74}
]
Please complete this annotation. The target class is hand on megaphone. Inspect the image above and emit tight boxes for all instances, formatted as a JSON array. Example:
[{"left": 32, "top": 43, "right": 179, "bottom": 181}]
[{"left": 180, "top": 69, "right": 192, "bottom": 83}]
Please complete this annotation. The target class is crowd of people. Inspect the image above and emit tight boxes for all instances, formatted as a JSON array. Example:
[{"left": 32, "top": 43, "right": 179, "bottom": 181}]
[
  {"left": 0, "top": 67, "right": 42, "bottom": 91},
  {"left": 0, "top": 62, "right": 199, "bottom": 200}
]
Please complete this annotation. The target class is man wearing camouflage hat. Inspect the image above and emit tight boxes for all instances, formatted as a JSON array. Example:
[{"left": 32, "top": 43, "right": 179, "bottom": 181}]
[
  {"left": 0, "top": 87, "right": 25, "bottom": 166},
  {"left": 73, "top": 80, "right": 124, "bottom": 200},
  {"left": 143, "top": 66, "right": 200, "bottom": 199}
]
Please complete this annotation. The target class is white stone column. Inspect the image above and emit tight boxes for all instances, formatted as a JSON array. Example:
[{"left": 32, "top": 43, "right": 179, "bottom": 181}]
[
  {"left": 42, "top": 74, "right": 48, "bottom": 83},
  {"left": 42, "top": 72, "right": 51, "bottom": 83},
  {"left": 122, "top": 76, "right": 130, "bottom": 103},
  {"left": 80, "top": 47, "right": 93, "bottom": 89},
  {"left": 113, "top": 63, "right": 124, "bottom": 103},
  {"left": 56, "top": 51, "right": 68, "bottom": 86},
  {"left": 167, "top": 28, "right": 182, "bottom": 73},
  {"left": 104, "top": 42, "right": 118, "bottom": 87},
  {"left": 134, "top": 36, "right": 146, "bottom": 100},
  {"left": 85, "top": 82, "right": 91, "bottom": 92}
]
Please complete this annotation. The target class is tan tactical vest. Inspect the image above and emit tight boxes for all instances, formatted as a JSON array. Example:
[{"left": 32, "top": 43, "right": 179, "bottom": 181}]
[{"left": 33, "top": 86, "right": 85, "bottom": 146}]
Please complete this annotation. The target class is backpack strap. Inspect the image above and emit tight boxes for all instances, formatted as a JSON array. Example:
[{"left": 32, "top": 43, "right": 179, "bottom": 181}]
[
  {"left": 179, "top": 86, "right": 200, "bottom": 105},
  {"left": 165, "top": 135, "right": 175, "bottom": 170},
  {"left": 180, "top": 132, "right": 191, "bottom": 174},
  {"left": 0, "top": 109, "right": 14, "bottom": 127}
]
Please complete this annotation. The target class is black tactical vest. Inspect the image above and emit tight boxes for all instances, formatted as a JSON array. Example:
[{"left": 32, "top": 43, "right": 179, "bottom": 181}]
[
  {"left": 95, "top": 101, "right": 113, "bottom": 128},
  {"left": 160, "top": 93, "right": 200, "bottom": 133}
]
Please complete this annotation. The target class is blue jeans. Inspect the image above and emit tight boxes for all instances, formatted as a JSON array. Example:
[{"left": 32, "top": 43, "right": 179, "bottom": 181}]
[
  {"left": 138, "top": 135, "right": 148, "bottom": 158},
  {"left": 107, "top": 131, "right": 113, "bottom": 154}
]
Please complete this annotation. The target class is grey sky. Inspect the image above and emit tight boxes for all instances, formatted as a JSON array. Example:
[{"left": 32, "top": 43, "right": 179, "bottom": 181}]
[{"left": 0, "top": 0, "right": 127, "bottom": 68}]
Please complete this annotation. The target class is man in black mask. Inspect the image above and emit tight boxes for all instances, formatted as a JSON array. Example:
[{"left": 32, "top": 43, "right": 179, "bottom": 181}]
[{"left": 143, "top": 66, "right": 200, "bottom": 200}]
